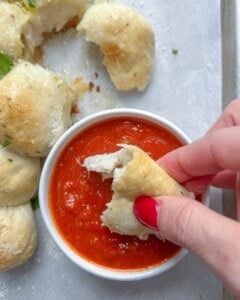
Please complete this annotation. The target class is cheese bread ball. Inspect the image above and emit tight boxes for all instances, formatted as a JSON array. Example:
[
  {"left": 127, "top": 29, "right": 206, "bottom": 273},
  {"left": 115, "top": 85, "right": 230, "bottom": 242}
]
[
  {"left": 78, "top": 2, "right": 155, "bottom": 91},
  {"left": 0, "top": 60, "right": 74, "bottom": 157},
  {"left": 0, "top": 2, "right": 29, "bottom": 58},
  {"left": 0, "top": 148, "right": 41, "bottom": 206},
  {"left": 0, "top": 202, "right": 37, "bottom": 270},
  {"left": 22, "top": 0, "right": 87, "bottom": 51},
  {"left": 84, "top": 144, "right": 194, "bottom": 240}
]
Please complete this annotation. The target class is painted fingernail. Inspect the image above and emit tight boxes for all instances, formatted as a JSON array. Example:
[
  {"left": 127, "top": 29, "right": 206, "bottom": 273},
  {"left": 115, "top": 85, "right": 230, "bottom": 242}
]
[{"left": 133, "top": 196, "right": 160, "bottom": 231}]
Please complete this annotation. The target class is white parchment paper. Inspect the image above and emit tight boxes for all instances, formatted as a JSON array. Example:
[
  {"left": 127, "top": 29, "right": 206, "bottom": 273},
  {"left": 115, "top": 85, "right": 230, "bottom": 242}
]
[{"left": 0, "top": 0, "right": 222, "bottom": 299}]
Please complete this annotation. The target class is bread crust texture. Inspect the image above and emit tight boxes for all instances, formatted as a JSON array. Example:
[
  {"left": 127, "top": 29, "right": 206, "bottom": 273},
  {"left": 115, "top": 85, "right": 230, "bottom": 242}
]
[
  {"left": 0, "top": 60, "right": 74, "bottom": 157},
  {"left": 0, "top": 202, "right": 37, "bottom": 270},
  {"left": 0, "top": 148, "right": 41, "bottom": 206},
  {"left": 0, "top": 2, "right": 29, "bottom": 59},
  {"left": 78, "top": 2, "right": 155, "bottom": 91},
  {"left": 84, "top": 144, "right": 194, "bottom": 240}
]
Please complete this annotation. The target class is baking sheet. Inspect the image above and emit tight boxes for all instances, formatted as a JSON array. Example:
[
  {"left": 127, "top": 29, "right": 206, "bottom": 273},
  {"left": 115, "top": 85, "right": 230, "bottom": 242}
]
[
  {"left": 221, "top": 0, "right": 237, "bottom": 227},
  {"left": 0, "top": 1, "right": 223, "bottom": 299},
  {"left": 221, "top": 1, "right": 238, "bottom": 299}
]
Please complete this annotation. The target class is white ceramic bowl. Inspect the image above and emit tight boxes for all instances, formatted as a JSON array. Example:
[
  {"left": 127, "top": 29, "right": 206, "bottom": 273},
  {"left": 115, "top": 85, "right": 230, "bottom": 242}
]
[{"left": 39, "top": 108, "right": 191, "bottom": 281}]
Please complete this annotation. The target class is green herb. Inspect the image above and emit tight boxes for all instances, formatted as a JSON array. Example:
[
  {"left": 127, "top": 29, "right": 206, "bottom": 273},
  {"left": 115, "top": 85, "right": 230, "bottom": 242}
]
[
  {"left": 28, "top": 0, "right": 36, "bottom": 8},
  {"left": 1, "top": 139, "right": 11, "bottom": 148},
  {"left": 31, "top": 195, "right": 39, "bottom": 211},
  {"left": 7, "top": 158, "right": 13, "bottom": 162},
  {"left": 172, "top": 48, "right": 179, "bottom": 56},
  {"left": 0, "top": 54, "right": 13, "bottom": 79}
]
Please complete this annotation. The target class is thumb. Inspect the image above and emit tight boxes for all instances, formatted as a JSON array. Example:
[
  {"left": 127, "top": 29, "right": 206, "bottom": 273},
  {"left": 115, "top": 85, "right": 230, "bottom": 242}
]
[
  {"left": 134, "top": 196, "right": 240, "bottom": 298},
  {"left": 134, "top": 195, "right": 221, "bottom": 251}
]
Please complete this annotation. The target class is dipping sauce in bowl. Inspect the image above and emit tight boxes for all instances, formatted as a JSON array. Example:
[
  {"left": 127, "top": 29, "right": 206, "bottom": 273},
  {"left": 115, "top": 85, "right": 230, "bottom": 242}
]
[{"left": 40, "top": 109, "right": 191, "bottom": 280}]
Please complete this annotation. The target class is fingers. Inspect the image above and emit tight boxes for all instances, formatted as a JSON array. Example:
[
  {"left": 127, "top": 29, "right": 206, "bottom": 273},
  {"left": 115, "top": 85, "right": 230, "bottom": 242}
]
[
  {"left": 236, "top": 173, "right": 240, "bottom": 221},
  {"left": 158, "top": 126, "right": 240, "bottom": 183},
  {"left": 134, "top": 196, "right": 240, "bottom": 298},
  {"left": 183, "top": 175, "right": 214, "bottom": 193},
  {"left": 181, "top": 171, "right": 236, "bottom": 194},
  {"left": 158, "top": 99, "right": 240, "bottom": 184},
  {"left": 210, "top": 170, "right": 237, "bottom": 189},
  {"left": 207, "top": 99, "right": 240, "bottom": 133}
]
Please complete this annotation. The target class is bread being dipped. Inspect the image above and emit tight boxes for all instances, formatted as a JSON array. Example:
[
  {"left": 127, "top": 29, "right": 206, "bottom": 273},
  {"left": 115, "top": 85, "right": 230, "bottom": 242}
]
[{"left": 84, "top": 144, "right": 194, "bottom": 240}]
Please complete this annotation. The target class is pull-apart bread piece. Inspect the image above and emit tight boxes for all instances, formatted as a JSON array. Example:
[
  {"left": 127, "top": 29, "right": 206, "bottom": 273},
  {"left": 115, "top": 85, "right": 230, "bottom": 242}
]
[
  {"left": 22, "top": 0, "right": 87, "bottom": 52},
  {"left": 78, "top": 2, "right": 155, "bottom": 91},
  {"left": 84, "top": 144, "right": 194, "bottom": 240},
  {"left": 0, "top": 60, "right": 74, "bottom": 157},
  {"left": 0, "top": 202, "right": 37, "bottom": 270},
  {"left": 0, "top": 2, "right": 29, "bottom": 59},
  {"left": 0, "top": 148, "right": 41, "bottom": 206}
]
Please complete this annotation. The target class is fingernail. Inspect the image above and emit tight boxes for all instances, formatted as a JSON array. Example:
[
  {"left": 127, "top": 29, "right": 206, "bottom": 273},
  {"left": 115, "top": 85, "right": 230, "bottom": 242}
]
[{"left": 133, "top": 196, "right": 160, "bottom": 231}]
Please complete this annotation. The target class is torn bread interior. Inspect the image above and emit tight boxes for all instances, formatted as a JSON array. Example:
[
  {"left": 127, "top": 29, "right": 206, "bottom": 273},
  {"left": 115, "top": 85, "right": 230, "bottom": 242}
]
[{"left": 84, "top": 144, "right": 194, "bottom": 240}]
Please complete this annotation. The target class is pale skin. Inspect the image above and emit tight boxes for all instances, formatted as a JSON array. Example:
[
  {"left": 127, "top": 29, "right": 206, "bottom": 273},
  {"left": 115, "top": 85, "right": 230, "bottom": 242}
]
[{"left": 156, "top": 100, "right": 240, "bottom": 298}]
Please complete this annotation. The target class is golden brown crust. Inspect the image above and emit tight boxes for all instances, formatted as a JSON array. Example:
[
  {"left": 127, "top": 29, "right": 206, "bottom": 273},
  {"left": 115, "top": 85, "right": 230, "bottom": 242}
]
[
  {"left": 0, "top": 2, "right": 29, "bottom": 59},
  {"left": 0, "top": 61, "right": 74, "bottom": 157},
  {"left": 22, "top": 0, "right": 87, "bottom": 51},
  {"left": 0, "top": 0, "right": 88, "bottom": 272},
  {"left": 113, "top": 145, "right": 193, "bottom": 199},
  {"left": 0, "top": 202, "right": 37, "bottom": 270},
  {"left": 84, "top": 144, "right": 194, "bottom": 240},
  {"left": 0, "top": 148, "right": 41, "bottom": 206},
  {"left": 78, "top": 2, "right": 155, "bottom": 91}
]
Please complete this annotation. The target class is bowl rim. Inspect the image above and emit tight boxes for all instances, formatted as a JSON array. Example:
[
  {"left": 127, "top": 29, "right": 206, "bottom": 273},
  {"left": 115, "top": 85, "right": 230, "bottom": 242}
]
[{"left": 39, "top": 108, "right": 198, "bottom": 281}]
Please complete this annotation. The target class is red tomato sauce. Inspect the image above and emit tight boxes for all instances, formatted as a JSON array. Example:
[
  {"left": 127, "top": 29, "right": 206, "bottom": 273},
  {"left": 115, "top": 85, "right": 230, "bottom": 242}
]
[{"left": 49, "top": 118, "right": 183, "bottom": 270}]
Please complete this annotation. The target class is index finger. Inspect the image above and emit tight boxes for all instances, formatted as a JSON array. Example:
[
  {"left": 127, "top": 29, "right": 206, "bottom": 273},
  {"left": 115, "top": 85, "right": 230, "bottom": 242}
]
[
  {"left": 158, "top": 126, "right": 240, "bottom": 183},
  {"left": 207, "top": 99, "right": 240, "bottom": 133}
]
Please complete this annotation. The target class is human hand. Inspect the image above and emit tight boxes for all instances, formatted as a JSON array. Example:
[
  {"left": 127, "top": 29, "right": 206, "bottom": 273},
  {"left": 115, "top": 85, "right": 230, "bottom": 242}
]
[{"left": 133, "top": 99, "right": 240, "bottom": 299}]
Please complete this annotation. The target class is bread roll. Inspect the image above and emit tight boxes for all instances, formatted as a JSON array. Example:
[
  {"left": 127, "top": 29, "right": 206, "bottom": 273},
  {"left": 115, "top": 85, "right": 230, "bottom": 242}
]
[
  {"left": 78, "top": 2, "right": 155, "bottom": 91},
  {"left": 0, "top": 60, "right": 74, "bottom": 157},
  {"left": 84, "top": 144, "right": 194, "bottom": 240},
  {"left": 0, "top": 148, "right": 41, "bottom": 206},
  {"left": 0, "top": 202, "right": 37, "bottom": 270},
  {"left": 0, "top": 2, "right": 29, "bottom": 58},
  {"left": 22, "top": 0, "right": 87, "bottom": 51}
]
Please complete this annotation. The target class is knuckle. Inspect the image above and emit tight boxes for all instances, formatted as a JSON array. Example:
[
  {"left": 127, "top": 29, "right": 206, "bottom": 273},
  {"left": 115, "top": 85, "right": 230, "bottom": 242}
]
[{"left": 225, "top": 99, "right": 240, "bottom": 126}]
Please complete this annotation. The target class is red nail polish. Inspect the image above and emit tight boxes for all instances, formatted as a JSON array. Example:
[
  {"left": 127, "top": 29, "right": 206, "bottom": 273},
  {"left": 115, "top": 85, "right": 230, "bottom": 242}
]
[{"left": 133, "top": 196, "right": 160, "bottom": 231}]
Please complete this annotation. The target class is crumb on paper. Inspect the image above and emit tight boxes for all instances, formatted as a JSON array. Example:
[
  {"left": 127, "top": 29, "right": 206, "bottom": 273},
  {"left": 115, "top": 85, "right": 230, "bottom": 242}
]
[
  {"left": 88, "top": 81, "right": 101, "bottom": 93},
  {"left": 88, "top": 81, "right": 95, "bottom": 92},
  {"left": 71, "top": 77, "right": 88, "bottom": 100},
  {"left": 71, "top": 102, "right": 80, "bottom": 114},
  {"left": 33, "top": 46, "right": 44, "bottom": 64}
]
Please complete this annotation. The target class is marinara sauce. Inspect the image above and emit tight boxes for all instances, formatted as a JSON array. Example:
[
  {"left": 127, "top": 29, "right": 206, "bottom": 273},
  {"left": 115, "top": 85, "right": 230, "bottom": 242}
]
[{"left": 49, "top": 118, "right": 183, "bottom": 270}]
